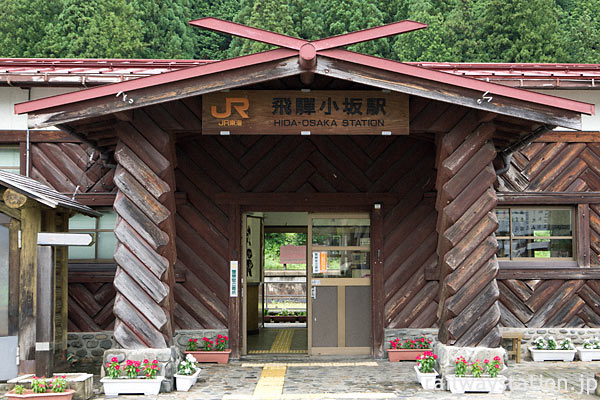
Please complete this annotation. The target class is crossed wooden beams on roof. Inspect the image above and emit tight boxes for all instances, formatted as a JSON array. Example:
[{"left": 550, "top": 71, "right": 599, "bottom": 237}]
[{"left": 190, "top": 18, "right": 427, "bottom": 71}]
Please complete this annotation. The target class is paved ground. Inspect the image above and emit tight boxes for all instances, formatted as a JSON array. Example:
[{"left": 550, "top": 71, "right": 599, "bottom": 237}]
[{"left": 81, "top": 357, "right": 600, "bottom": 400}]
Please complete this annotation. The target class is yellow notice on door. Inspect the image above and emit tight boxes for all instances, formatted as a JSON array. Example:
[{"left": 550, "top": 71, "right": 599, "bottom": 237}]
[
  {"left": 319, "top": 252, "right": 327, "bottom": 273},
  {"left": 312, "top": 251, "right": 328, "bottom": 274}
]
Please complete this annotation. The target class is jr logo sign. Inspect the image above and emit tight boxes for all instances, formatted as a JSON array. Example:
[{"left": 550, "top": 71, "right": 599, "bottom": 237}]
[{"left": 210, "top": 97, "right": 250, "bottom": 119}]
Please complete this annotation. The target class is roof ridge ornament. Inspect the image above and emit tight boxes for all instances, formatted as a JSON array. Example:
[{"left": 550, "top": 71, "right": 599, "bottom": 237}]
[{"left": 188, "top": 18, "right": 427, "bottom": 70}]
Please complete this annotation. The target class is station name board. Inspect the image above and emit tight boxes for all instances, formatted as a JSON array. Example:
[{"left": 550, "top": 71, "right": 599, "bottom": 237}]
[{"left": 202, "top": 90, "right": 409, "bottom": 135}]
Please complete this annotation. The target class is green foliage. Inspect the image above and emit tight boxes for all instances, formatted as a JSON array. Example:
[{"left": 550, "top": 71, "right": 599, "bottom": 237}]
[
  {"left": 43, "top": 0, "right": 144, "bottom": 58},
  {"left": 1, "top": 0, "right": 600, "bottom": 63}
]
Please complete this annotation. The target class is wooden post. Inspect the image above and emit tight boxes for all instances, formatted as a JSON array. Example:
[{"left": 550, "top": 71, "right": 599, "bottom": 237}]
[
  {"left": 55, "top": 212, "right": 70, "bottom": 357},
  {"left": 228, "top": 204, "right": 241, "bottom": 358},
  {"left": 434, "top": 114, "right": 502, "bottom": 347},
  {"left": 111, "top": 118, "right": 177, "bottom": 348},
  {"left": 8, "top": 218, "right": 20, "bottom": 336},
  {"left": 370, "top": 204, "right": 384, "bottom": 358},
  {"left": 19, "top": 206, "right": 41, "bottom": 373},
  {"left": 36, "top": 245, "right": 54, "bottom": 377}
]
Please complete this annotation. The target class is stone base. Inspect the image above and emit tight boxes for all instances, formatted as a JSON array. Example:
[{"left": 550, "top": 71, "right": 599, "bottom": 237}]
[
  {"left": 102, "top": 347, "right": 180, "bottom": 393},
  {"left": 8, "top": 373, "right": 93, "bottom": 400},
  {"left": 433, "top": 343, "right": 507, "bottom": 378}
]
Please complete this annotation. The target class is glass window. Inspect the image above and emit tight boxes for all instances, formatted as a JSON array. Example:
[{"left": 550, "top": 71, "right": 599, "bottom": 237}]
[
  {"left": 69, "top": 208, "right": 117, "bottom": 261},
  {"left": 0, "top": 146, "right": 20, "bottom": 174},
  {"left": 495, "top": 207, "right": 574, "bottom": 260},
  {"left": 311, "top": 217, "right": 370, "bottom": 278}
]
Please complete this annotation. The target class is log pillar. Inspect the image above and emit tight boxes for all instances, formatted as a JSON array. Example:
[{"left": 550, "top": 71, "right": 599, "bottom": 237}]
[
  {"left": 111, "top": 119, "right": 177, "bottom": 348},
  {"left": 434, "top": 113, "right": 502, "bottom": 347}
]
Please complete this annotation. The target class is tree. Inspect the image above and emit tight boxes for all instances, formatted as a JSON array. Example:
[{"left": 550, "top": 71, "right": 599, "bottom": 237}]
[
  {"left": 189, "top": 0, "right": 242, "bottom": 60},
  {"left": 473, "top": 0, "right": 568, "bottom": 62},
  {"left": 132, "top": 0, "right": 196, "bottom": 59},
  {"left": 228, "top": 0, "right": 299, "bottom": 57},
  {"left": 0, "top": 0, "right": 61, "bottom": 57},
  {"left": 562, "top": 0, "right": 600, "bottom": 63},
  {"left": 43, "top": 0, "right": 144, "bottom": 58}
]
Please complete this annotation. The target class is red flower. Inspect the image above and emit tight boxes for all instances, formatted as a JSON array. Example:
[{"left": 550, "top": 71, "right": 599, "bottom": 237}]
[
  {"left": 111, "top": 357, "right": 118, "bottom": 362},
  {"left": 143, "top": 359, "right": 149, "bottom": 364},
  {"left": 152, "top": 360, "right": 158, "bottom": 364},
  {"left": 115, "top": 365, "right": 120, "bottom": 370},
  {"left": 126, "top": 360, "right": 133, "bottom": 366}
]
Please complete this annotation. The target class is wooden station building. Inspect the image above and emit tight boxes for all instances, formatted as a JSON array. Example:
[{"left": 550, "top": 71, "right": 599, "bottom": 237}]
[{"left": 3, "top": 19, "right": 600, "bottom": 362}]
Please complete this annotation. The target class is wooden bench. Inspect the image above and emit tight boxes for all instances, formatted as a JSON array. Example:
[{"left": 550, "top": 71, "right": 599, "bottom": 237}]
[{"left": 502, "top": 331, "right": 523, "bottom": 363}]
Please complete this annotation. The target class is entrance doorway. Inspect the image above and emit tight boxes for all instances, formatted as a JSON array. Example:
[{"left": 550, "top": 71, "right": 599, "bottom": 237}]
[
  {"left": 243, "top": 212, "right": 308, "bottom": 355},
  {"left": 241, "top": 212, "right": 372, "bottom": 356}
]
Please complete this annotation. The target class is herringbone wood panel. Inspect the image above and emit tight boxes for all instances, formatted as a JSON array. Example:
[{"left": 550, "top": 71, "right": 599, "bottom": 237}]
[
  {"left": 30, "top": 142, "right": 115, "bottom": 194},
  {"left": 498, "top": 279, "right": 600, "bottom": 328},
  {"left": 175, "top": 135, "right": 439, "bottom": 329},
  {"left": 68, "top": 282, "right": 115, "bottom": 332}
]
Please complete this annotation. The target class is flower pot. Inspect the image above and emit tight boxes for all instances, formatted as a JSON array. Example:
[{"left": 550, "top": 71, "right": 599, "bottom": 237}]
[
  {"left": 387, "top": 348, "right": 430, "bottom": 362},
  {"left": 445, "top": 375, "right": 507, "bottom": 394},
  {"left": 577, "top": 347, "right": 600, "bottom": 362},
  {"left": 529, "top": 347, "right": 576, "bottom": 362},
  {"left": 174, "top": 368, "right": 201, "bottom": 392},
  {"left": 5, "top": 389, "right": 75, "bottom": 400},
  {"left": 100, "top": 376, "right": 164, "bottom": 395},
  {"left": 185, "top": 349, "right": 231, "bottom": 364},
  {"left": 413, "top": 366, "right": 438, "bottom": 390}
]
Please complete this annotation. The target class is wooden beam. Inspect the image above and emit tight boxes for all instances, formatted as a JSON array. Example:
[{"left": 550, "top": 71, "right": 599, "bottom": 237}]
[
  {"left": 497, "top": 192, "right": 600, "bottom": 204},
  {"left": 370, "top": 205, "right": 384, "bottom": 358},
  {"left": 216, "top": 193, "right": 399, "bottom": 206},
  {"left": 3, "top": 189, "right": 28, "bottom": 209},
  {"left": 0, "top": 130, "right": 80, "bottom": 143},
  {"left": 316, "top": 57, "right": 582, "bottom": 130},
  {"left": 18, "top": 206, "right": 41, "bottom": 374},
  {"left": 58, "top": 213, "right": 69, "bottom": 357},
  {"left": 536, "top": 132, "right": 600, "bottom": 143},
  {"left": 27, "top": 56, "right": 303, "bottom": 129},
  {"left": 498, "top": 267, "right": 600, "bottom": 280},
  {"left": 0, "top": 201, "right": 21, "bottom": 220}
]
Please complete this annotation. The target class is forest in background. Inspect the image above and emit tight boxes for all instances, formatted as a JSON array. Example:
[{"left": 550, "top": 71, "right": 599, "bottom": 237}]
[{"left": 1, "top": 0, "right": 599, "bottom": 63}]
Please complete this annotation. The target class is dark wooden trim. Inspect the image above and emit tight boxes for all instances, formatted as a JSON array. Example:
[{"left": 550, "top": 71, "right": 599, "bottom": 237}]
[
  {"left": 228, "top": 204, "right": 241, "bottom": 358},
  {"left": 0, "top": 130, "right": 80, "bottom": 143},
  {"left": 370, "top": 206, "right": 384, "bottom": 358},
  {"left": 217, "top": 193, "right": 398, "bottom": 207},
  {"left": 19, "top": 142, "right": 27, "bottom": 176},
  {"left": 497, "top": 192, "right": 600, "bottom": 204},
  {"left": 71, "top": 193, "right": 116, "bottom": 206},
  {"left": 578, "top": 204, "right": 591, "bottom": 267},
  {"left": 498, "top": 267, "right": 600, "bottom": 280},
  {"left": 536, "top": 132, "right": 600, "bottom": 143}
]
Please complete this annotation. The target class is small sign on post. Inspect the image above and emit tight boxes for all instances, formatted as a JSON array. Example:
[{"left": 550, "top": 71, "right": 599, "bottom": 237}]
[
  {"left": 37, "top": 233, "right": 94, "bottom": 246},
  {"left": 230, "top": 261, "right": 238, "bottom": 297}
]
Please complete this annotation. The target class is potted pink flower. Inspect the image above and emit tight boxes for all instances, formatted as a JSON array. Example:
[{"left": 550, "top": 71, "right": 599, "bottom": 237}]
[
  {"left": 185, "top": 335, "right": 231, "bottom": 364},
  {"left": 414, "top": 351, "right": 439, "bottom": 390},
  {"left": 445, "top": 355, "right": 506, "bottom": 394},
  {"left": 387, "top": 337, "right": 432, "bottom": 362},
  {"left": 100, "top": 358, "right": 164, "bottom": 395}
]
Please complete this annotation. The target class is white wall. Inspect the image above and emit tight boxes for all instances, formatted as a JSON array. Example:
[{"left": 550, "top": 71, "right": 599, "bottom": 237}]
[
  {"left": 535, "top": 89, "right": 600, "bottom": 131},
  {"left": 0, "top": 86, "right": 79, "bottom": 130}
]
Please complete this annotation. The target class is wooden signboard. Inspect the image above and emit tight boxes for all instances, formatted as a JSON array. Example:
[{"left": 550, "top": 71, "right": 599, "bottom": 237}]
[{"left": 202, "top": 90, "right": 409, "bottom": 135}]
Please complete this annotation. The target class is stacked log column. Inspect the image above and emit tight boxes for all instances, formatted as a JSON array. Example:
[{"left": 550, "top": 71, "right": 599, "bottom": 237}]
[
  {"left": 112, "top": 119, "right": 177, "bottom": 348},
  {"left": 435, "top": 113, "right": 502, "bottom": 347}
]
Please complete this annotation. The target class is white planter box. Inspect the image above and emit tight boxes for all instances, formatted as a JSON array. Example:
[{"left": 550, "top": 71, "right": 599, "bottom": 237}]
[
  {"left": 445, "top": 375, "right": 507, "bottom": 394},
  {"left": 174, "top": 368, "right": 201, "bottom": 392},
  {"left": 413, "top": 366, "right": 438, "bottom": 390},
  {"left": 100, "top": 376, "right": 164, "bottom": 395},
  {"left": 529, "top": 347, "right": 576, "bottom": 362},
  {"left": 577, "top": 347, "right": 600, "bottom": 362}
]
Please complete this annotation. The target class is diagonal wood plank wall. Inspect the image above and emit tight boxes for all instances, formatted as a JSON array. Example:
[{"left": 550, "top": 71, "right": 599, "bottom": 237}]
[
  {"left": 497, "top": 139, "right": 600, "bottom": 328},
  {"left": 174, "top": 134, "right": 439, "bottom": 330}
]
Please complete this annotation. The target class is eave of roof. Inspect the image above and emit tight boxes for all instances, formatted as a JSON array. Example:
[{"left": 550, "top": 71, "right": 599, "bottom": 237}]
[
  {"left": 13, "top": 52, "right": 594, "bottom": 130},
  {"left": 0, "top": 170, "right": 100, "bottom": 217}
]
